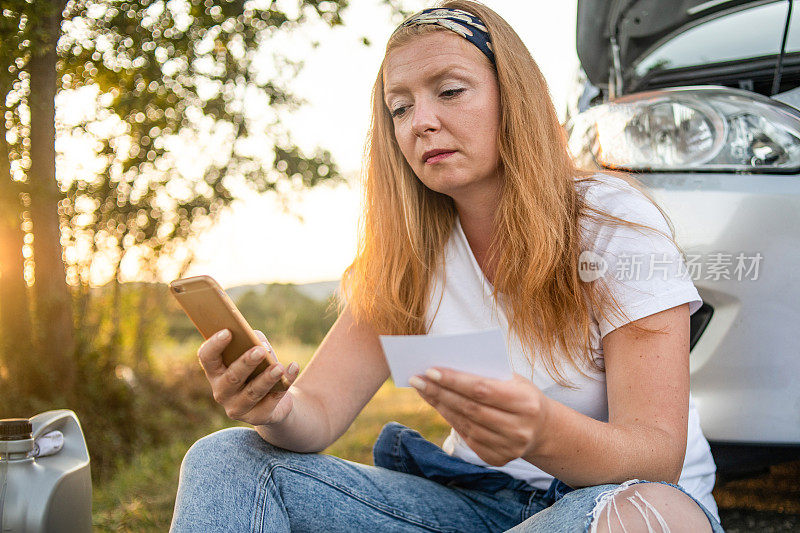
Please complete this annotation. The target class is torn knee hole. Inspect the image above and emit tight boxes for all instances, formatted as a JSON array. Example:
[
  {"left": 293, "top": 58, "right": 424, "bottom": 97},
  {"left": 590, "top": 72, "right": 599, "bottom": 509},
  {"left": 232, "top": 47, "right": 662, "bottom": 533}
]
[
  {"left": 590, "top": 484, "right": 671, "bottom": 533},
  {"left": 588, "top": 481, "right": 712, "bottom": 533}
]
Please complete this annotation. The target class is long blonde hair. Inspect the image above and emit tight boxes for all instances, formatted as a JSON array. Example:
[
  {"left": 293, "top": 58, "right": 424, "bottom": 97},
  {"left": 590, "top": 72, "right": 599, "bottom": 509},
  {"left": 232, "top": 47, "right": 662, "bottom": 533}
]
[{"left": 341, "top": 0, "right": 677, "bottom": 383}]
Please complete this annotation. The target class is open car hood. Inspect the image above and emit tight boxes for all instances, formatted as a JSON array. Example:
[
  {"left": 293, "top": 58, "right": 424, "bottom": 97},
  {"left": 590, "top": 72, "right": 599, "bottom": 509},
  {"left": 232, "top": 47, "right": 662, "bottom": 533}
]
[{"left": 577, "top": 0, "right": 769, "bottom": 87}]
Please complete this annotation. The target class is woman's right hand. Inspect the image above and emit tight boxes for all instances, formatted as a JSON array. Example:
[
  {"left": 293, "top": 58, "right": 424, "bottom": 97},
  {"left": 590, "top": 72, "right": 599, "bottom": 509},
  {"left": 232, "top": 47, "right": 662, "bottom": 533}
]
[{"left": 197, "top": 329, "right": 300, "bottom": 427}]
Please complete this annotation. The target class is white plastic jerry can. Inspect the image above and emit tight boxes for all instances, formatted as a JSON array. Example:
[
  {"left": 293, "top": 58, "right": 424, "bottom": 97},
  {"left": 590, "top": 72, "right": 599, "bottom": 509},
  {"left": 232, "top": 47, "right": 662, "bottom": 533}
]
[{"left": 0, "top": 410, "right": 92, "bottom": 532}]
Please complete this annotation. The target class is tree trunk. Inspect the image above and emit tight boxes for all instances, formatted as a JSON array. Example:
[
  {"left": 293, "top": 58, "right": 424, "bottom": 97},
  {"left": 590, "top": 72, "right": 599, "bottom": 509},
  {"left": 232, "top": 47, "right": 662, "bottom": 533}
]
[
  {"left": 108, "top": 256, "right": 124, "bottom": 350},
  {"left": 0, "top": 107, "right": 36, "bottom": 394},
  {"left": 133, "top": 282, "right": 152, "bottom": 374},
  {"left": 27, "top": 0, "right": 75, "bottom": 395}
]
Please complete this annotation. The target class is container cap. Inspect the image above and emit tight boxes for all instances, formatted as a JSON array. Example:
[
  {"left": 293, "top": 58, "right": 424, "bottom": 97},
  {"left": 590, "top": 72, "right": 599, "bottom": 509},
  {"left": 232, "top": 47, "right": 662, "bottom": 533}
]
[{"left": 0, "top": 418, "right": 33, "bottom": 440}]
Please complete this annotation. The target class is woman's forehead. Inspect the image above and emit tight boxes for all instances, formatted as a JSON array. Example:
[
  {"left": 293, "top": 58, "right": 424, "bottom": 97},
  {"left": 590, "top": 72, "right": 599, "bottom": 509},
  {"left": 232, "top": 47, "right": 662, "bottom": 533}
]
[{"left": 383, "top": 33, "right": 488, "bottom": 95}]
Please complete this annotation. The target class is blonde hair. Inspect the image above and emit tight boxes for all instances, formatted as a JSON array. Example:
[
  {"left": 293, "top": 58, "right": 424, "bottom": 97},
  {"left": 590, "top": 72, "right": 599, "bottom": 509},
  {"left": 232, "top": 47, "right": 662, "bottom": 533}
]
[{"left": 341, "top": 0, "right": 678, "bottom": 384}]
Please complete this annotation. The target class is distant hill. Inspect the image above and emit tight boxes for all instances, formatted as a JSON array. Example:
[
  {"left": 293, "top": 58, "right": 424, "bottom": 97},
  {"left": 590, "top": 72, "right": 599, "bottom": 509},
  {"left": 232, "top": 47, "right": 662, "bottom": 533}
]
[
  {"left": 295, "top": 280, "right": 340, "bottom": 301},
  {"left": 224, "top": 284, "right": 265, "bottom": 300},
  {"left": 226, "top": 280, "right": 340, "bottom": 302}
]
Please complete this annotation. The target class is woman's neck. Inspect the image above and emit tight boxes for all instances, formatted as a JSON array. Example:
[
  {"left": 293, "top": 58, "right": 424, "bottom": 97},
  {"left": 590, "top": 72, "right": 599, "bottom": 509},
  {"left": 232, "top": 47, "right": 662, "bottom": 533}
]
[{"left": 456, "top": 203, "right": 499, "bottom": 285}]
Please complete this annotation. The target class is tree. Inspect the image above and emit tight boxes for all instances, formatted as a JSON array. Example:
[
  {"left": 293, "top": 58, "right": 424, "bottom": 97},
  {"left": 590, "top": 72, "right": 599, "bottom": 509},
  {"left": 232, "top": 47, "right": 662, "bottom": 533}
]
[
  {"left": 56, "top": 0, "right": 352, "bottom": 372},
  {"left": 0, "top": 1, "right": 38, "bottom": 393},
  {"left": 28, "top": 0, "right": 76, "bottom": 393},
  {"left": 0, "top": 90, "right": 35, "bottom": 390},
  {"left": 0, "top": 0, "right": 406, "bottom": 398}
]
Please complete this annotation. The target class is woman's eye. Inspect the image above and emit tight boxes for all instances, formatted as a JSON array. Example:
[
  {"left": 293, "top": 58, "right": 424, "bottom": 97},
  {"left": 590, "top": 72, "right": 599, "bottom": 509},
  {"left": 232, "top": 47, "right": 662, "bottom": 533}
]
[
  {"left": 441, "top": 87, "right": 465, "bottom": 98},
  {"left": 389, "top": 88, "right": 464, "bottom": 118},
  {"left": 391, "top": 106, "right": 408, "bottom": 118}
]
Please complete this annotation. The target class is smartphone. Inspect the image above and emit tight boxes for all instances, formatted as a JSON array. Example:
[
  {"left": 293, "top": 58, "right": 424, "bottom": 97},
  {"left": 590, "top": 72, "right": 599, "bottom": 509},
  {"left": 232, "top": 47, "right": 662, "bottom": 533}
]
[{"left": 169, "top": 275, "right": 289, "bottom": 392}]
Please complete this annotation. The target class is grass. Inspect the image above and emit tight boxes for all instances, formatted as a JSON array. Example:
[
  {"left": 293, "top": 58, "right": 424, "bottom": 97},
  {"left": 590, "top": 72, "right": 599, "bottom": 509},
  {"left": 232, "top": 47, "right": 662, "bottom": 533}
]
[
  {"left": 93, "top": 437, "right": 215, "bottom": 531},
  {"left": 92, "top": 340, "right": 450, "bottom": 532}
]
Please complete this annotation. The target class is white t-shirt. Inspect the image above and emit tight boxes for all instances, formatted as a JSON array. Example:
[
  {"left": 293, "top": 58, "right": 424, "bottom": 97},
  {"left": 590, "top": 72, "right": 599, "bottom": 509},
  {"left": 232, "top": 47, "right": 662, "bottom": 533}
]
[{"left": 425, "top": 173, "right": 719, "bottom": 518}]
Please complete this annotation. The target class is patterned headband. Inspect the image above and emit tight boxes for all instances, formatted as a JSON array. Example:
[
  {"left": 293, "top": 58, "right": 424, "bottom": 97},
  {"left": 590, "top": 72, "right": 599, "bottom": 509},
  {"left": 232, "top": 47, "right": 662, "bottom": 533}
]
[{"left": 394, "top": 8, "right": 495, "bottom": 65}]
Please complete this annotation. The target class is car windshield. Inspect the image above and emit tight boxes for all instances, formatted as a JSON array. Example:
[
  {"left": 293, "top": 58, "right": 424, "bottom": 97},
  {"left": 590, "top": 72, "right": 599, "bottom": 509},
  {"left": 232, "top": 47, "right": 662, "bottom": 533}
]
[{"left": 634, "top": 1, "right": 800, "bottom": 78}]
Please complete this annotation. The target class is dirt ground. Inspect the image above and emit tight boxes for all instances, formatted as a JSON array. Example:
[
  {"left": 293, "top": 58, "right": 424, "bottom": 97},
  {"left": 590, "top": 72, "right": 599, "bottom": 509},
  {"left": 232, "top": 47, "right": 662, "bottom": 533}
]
[{"left": 714, "top": 460, "right": 800, "bottom": 532}]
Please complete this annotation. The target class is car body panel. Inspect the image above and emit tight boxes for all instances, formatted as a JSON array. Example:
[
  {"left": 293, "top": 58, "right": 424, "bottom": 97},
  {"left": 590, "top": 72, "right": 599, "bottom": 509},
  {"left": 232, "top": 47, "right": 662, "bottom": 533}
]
[{"left": 636, "top": 172, "right": 800, "bottom": 443}]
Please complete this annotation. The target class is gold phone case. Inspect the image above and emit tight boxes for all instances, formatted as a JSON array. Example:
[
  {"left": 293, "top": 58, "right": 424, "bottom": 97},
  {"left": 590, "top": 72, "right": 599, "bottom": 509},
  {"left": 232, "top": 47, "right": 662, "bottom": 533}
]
[{"left": 169, "top": 275, "right": 289, "bottom": 391}]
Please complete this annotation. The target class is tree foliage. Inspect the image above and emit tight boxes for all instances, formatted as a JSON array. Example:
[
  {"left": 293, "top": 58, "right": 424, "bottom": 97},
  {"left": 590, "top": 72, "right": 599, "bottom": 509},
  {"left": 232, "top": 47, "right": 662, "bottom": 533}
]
[{"left": 56, "top": 0, "right": 346, "bottom": 288}]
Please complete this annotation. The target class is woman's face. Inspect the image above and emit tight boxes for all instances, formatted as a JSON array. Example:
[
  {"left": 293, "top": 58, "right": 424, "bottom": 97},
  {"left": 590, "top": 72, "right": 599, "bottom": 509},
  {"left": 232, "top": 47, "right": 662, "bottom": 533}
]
[{"left": 383, "top": 31, "right": 502, "bottom": 201}]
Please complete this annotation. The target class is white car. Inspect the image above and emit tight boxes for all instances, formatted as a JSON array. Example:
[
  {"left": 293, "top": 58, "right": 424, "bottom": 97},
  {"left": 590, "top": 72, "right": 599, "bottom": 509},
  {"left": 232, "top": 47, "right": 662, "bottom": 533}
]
[{"left": 569, "top": 0, "right": 800, "bottom": 478}]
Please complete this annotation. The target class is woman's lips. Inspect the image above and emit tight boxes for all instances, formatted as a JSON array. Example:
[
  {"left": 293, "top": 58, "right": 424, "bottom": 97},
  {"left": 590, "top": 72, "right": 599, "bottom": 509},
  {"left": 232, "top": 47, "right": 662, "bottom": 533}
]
[{"left": 425, "top": 151, "right": 456, "bottom": 164}]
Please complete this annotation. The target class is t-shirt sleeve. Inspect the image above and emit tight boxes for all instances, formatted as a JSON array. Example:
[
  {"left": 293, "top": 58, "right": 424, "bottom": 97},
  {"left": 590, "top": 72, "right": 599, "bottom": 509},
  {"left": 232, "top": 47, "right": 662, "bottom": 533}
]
[{"left": 581, "top": 176, "right": 703, "bottom": 339}]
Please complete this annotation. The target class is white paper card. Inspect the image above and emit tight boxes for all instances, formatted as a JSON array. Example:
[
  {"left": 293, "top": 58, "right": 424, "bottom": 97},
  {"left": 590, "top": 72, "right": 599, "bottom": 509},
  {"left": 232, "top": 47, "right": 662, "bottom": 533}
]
[{"left": 379, "top": 328, "right": 513, "bottom": 387}]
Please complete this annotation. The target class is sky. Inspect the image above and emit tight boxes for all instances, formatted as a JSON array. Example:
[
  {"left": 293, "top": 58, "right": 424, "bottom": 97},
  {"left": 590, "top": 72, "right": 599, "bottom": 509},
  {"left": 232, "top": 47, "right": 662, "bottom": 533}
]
[{"left": 183, "top": 0, "right": 580, "bottom": 288}]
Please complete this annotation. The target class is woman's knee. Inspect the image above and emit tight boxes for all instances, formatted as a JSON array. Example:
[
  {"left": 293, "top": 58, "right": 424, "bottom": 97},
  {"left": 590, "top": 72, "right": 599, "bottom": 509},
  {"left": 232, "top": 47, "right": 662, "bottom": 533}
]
[
  {"left": 180, "top": 427, "right": 279, "bottom": 479},
  {"left": 184, "top": 427, "right": 257, "bottom": 462},
  {"left": 589, "top": 482, "right": 712, "bottom": 533}
]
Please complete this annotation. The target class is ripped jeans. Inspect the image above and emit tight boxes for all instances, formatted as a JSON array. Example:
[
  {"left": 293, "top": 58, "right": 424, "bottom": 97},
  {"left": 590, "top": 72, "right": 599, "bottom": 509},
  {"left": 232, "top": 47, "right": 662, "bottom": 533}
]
[{"left": 170, "top": 422, "right": 725, "bottom": 532}]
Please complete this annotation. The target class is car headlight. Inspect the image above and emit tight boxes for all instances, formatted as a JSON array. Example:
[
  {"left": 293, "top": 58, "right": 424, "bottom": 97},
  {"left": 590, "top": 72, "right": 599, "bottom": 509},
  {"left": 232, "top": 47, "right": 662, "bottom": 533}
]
[{"left": 568, "top": 86, "right": 800, "bottom": 172}]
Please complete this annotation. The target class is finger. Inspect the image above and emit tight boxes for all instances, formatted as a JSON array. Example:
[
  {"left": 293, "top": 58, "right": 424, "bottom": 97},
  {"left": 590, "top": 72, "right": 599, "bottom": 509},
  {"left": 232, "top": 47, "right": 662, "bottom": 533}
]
[
  {"left": 416, "top": 377, "right": 518, "bottom": 431},
  {"left": 459, "top": 423, "right": 517, "bottom": 465},
  {"left": 414, "top": 384, "right": 523, "bottom": 466},
  {"left": 197, "top": 329, "right": 232, "bottom": 379},
  {"left": 416, "top": 386, "right": 511, "bottom": 454},
  {"left": 423, "top": 368, "right": 532, "bottom": 413},
  {"left": 231, "top": 360, "right": 300, "bottom": 416},
  {"left": 256, "top": 361, "right": 300, "bottom": 397},
  {"left": 283, "top": 361, "right": 301, "bottom": 385},
  {"left": 216, "top": 345, "right": 270, "bottom": 401},
  {"left": 253, "top": 330, "right": 278, "bottom": 361}
]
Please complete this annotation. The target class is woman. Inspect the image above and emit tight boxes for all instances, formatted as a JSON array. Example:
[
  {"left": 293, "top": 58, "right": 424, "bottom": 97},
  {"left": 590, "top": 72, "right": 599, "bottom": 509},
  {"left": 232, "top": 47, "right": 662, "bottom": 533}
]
[{"left": 171, "top": 2, "right": 725, "bottom": 532}]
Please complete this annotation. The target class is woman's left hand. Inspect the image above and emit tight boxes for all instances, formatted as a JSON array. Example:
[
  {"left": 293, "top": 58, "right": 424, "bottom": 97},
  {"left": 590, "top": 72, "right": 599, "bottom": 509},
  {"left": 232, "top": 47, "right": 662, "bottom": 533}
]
[{"left": 410, "top": 368, "right": 549, "bottom": 467}]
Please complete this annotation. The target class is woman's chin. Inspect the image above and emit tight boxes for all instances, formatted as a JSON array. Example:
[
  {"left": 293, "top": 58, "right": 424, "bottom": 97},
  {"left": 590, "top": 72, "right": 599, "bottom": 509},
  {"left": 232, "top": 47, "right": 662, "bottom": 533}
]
[
  {"left": 420, "top": 176, "right": 495, "bottom": 200},
  {"left": 417, "top": 173, "right": 473, "bottom": 194},
  {"left": 422, "top": 182, "right": 463, "bottom": 198}
]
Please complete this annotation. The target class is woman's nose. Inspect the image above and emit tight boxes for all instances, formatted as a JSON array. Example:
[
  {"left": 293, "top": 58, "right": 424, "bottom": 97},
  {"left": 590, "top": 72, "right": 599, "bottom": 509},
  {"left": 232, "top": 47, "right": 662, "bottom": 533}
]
[{"left": 410, "top": 99, "right": 440, "bottom": 137}]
